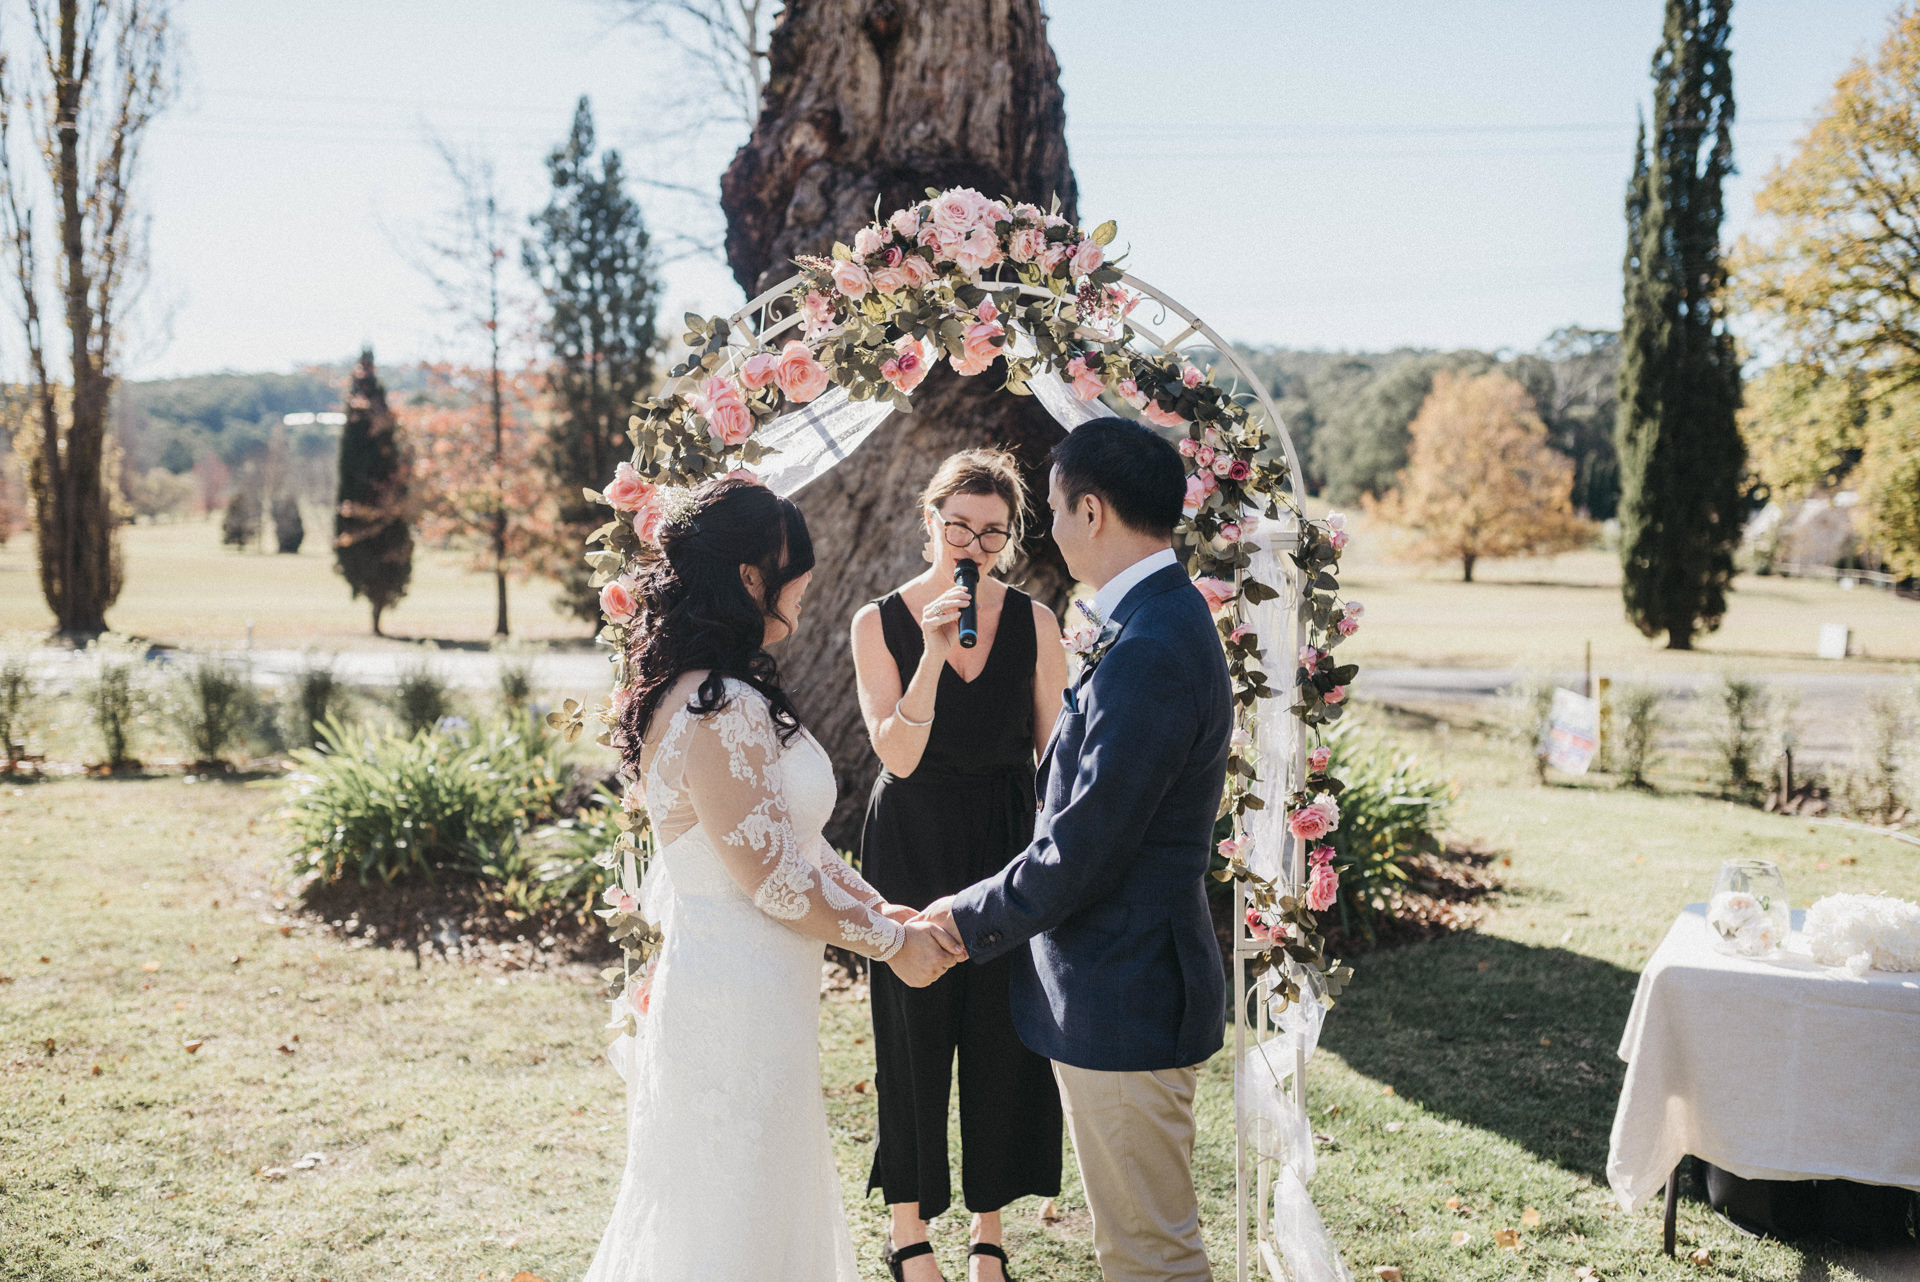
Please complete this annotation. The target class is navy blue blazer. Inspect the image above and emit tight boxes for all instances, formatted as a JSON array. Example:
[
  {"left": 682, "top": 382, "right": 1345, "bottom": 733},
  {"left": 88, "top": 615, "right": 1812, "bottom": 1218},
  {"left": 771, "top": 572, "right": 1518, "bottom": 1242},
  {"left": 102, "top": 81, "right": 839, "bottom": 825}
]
[{"left": 949, "top": 561, "right": 1232, "bottom": 1072}]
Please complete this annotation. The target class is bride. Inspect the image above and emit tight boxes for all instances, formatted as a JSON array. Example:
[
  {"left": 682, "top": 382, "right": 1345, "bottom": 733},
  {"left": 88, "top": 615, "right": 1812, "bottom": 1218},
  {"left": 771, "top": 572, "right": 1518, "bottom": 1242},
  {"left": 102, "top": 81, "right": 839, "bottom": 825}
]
[{"left": 583, "top": 477, "right": 967, "bottom": 1281}]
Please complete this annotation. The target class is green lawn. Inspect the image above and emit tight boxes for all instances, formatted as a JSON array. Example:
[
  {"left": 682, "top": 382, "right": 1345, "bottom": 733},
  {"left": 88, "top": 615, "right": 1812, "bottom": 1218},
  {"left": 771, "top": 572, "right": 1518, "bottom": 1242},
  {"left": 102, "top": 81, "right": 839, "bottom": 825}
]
[{"left": 3, "top": 730, "right": 1917, "bottom": 1280}]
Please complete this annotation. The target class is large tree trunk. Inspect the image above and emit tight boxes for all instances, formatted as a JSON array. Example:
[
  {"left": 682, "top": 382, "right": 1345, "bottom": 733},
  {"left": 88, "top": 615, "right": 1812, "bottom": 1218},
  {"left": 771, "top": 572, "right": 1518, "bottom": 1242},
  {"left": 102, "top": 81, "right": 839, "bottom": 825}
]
[{"left": 721, "top": 0, "right": 1079, "bottom": 845}]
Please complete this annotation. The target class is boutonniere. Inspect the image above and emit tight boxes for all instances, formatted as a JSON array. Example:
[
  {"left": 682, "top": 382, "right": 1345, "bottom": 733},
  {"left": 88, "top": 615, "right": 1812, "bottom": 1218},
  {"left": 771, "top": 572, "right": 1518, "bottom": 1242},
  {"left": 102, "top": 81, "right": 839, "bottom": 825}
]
[{"left": 1062, "top": 600, "right": 1119, "bottom": 683}]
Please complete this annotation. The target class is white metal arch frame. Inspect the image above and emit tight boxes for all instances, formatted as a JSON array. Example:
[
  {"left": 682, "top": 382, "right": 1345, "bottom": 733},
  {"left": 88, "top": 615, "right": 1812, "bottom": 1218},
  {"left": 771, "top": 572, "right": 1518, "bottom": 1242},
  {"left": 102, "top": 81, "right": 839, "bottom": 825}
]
[{"left": 711, "top": 268, "right": 1317, "bottom": 1282}]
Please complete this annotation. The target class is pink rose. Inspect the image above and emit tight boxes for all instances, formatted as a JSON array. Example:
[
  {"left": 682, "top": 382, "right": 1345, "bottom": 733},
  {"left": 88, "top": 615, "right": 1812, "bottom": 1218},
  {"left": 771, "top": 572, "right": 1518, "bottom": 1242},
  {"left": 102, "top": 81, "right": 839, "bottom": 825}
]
[
  {"left": 885, "top": 245, "right": 904, "bottom": 267},
  {"left": 726, "top": 467, "right": 761, "bottom": 484},
  {"left": 1229, "top": 623, "right": 1252, "bottom": 643},
  {"left": 1143, "top": 402, "right": 1186, "bottom": 428},
  {"left": 1327, "top": 511, "right": 1346, "bottom": 532},
  {"left": 888, "top": 207, "right": 921, "bottom": 239},
  {"left": 853, "top": 226, "right": 884, "bottom": 257},
  {"left": 1245, "top": 906, "right": 1277, "bottom": 943},
  {"left": 1182, "top": 471, "right": 1217, "bottom": 516},
  {"left": 983, "top": 200, "right": 1013, "bottom": 227},
  {"left": 1227, "top": 459, "right": 1252, "bottom": 481},
  {"left": 1344, "top": 601, "right": 1365, "bottom": 620},
  {"left": 952, "top": 317, "right": 1005, "bottom": 376},
  {"left": 739, "top": 352, "right": 780, "bottom": 391},
  {"left": 1177, "top": 438, "right": 1200, "bottom": 458},
  {"left": 830, "top": 259, "right": 870, "bottom": 299},
  {"left": 1217, "top": 837, "right": 1245, "bottom": 861},
  {"left": 1194, "top": 445, "right": 1216, "bottom": 468},
  {"left": 1043, "top": 212, "right": 1070, "bottom": 230},
  {"left": 1299, "top": 644, "right": 1322, "bottom": 670},
  {"left": 1069, "top": 238, "right": 1104, "bottom": 277},
  {"left": 1192, "top": 576, "right": 1236, "bottom": 614},
  {"left": 1118, "top": 378, "right": 1147, "bottom": 409},
  {"left": 1220, "top": 521, "right": 1243, "bottom": 543},
  {"left": 903, "top": 253, "right": 938, "bottom": 288},
  {"left": 696, "top": 375, "right": 755, "bottom": 446},
  {"left": 1181, "top": 365, "right": 1203, "bottom": 389},
  {"left": 976, "top": 298, "right": 998, "bottom": 323},
  {"left": 870, "top": 265, "right": 914, "bottom": 296},
  {"left": 1211, "top": 454, "right": 1235, "bottom": 478},
  {"left": 1306, "top": 861, "right": 1339, "bottom": 913},
  {"left": 1013, "top": 202, "right": 1043, "bottom": 222},
  {"left": 603, "top": 885, "right": 638, "bottom": 915},
  {"left": 1329, "top": 528, "right": 1350, "bottom": 552},
  {"left": 1324, "top": 685, "right": 1347, "bottom": 705},
  {"left": 1336, "top": 615, "right": 1359, "bottom": 637},
  {"left": 1286, "top": 794, "right": 1341, "bottom": 842},
  {"left": 1039, "top": 242, "right": 1071, "bottom": 274},
  {"left": 1062, "top": 622, "right": 1103, "bottom": 655},
  {"left": 880, "top": 337, "right": 930, "bottom": 394},
  {"left": 1010, "top": 227, "right": 1047, "bottom": 263},
  {"left": 1065, "top": 354, "right": 1105, "bottom": 400},
  {"left": 603, "top": 462, "right": 654, "bottom": 514},
  {"left": 631, "top": 504, "right": 664, "bottom": 543},
  {"left": 799, "top": 290, "right": 836, "bottom": 337},
  {"left": 599, "top": 577, "right": 640, "bottom": 624},
  {"left": 1307, "top": 746, "right": 1332, "bottom": 772},
  {"left": 930, "top": 186, "right": 988, "bottom": 232},
  {"left": 772, "top": 340, "right": 831, "bottom": 403},
  {"left": 951, "top": 226, "right": 1001, "bottom": 275}
]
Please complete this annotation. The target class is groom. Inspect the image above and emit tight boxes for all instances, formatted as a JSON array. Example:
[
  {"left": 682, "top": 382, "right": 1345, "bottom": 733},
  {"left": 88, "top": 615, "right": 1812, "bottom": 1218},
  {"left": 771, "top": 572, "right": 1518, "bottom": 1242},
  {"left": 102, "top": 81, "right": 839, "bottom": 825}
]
[{"left": 922, "top": 416, "right": 1231, "bottom": 1282}]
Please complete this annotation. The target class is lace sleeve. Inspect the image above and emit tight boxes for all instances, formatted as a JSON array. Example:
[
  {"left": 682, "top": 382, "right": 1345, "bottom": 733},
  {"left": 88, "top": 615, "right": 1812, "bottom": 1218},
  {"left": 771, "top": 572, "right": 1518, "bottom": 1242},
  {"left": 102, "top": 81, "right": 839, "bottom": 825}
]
[
  {"left": 681, "top": 690, "right": 905, "bottom": 962},
  {"left": 819, "top": 848, "right": 886, "bottom": 910}
]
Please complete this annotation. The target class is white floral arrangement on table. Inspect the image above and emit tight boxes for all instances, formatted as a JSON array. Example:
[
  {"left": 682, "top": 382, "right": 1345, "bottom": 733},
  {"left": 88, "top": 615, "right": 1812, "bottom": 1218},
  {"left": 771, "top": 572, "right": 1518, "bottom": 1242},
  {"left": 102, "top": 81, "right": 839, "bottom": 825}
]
[
  {"left": 1706, "top": 887, "right": 1789, "bottom": 956},
  {"left": 1804, "top": 892, "right": 1920, "bottom": 977}
]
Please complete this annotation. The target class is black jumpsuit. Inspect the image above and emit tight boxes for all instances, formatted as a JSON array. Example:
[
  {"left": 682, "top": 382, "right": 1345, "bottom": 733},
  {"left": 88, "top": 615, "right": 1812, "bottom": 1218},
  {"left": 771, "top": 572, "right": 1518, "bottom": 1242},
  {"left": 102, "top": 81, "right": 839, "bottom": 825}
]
[{"left": 859, "top": 587, "right": 1064, "bottom": 1220}]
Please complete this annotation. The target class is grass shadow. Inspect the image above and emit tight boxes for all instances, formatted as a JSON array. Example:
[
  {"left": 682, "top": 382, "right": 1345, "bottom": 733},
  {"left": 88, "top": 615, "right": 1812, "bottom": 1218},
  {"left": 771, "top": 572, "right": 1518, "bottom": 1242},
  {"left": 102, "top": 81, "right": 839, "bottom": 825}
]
[{"left": 1320, "top": 932, "right": 1641, "bottom": 1181}]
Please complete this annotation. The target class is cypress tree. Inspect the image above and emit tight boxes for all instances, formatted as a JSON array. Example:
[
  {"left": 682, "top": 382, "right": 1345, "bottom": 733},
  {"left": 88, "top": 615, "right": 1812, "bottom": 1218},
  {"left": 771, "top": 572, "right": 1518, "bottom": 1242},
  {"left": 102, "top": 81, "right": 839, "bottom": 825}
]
[
  {"left": 1616, "top": 0, "right": 1746, "bottom": 649},
  {"left": 523, "top": 96, "right": 660, "bottom": 625},
  {"left": 333, "top": 349, "right": 413, "bottom": 636}
]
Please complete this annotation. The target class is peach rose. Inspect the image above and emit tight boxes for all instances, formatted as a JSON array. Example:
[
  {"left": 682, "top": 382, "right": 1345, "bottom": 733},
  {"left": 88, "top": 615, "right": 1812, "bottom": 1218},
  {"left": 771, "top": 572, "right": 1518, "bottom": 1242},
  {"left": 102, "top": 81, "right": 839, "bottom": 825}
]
[
  {"left": 1211, "top": 453, "right": 1235, "bottom": 478},
  {"left": 1038, "top": 242, "right": 1071, "bottom": 275},
  {"left": 853, "top": 226, "right": 884, "bottom": 257},
  {"left": 903, "top": 253, "right": 938, "bottom": 288},
  {"left": 1178, "top": 438, "right": 1200, "bottom": 458},
  {"left": 1329, "top": 528, "right": 1350, "bottom": 551},
  {"left": 772, "top": 340, "right": 831, "bottom": 403},
  {"left": 695, "top": 375, "right": 754, "bottom": 446},
  {"left": 870, "top": 265, "right": 914, "bottom": 296},
  {"left": 631, "top": 504, "right": 664, "bottom": 544},
  {"left": 983, "top": 200, "right": 1012, "bottom": 226},
  {"left": 1117, "top": 378, "right": 1147, "bottom": 409},
  {"left": 799, "top": 290, "right": 836, "bottom": 337},
  {"left": 888, "top": 207, "right": 921, "bottom": 239},
  {"left": 952, "top": 317, "right": 1005, "bottom": 376},
  {"left": 1307, "top": 745, "right": 1332, "bottom": 772},
  {"left": 1009, "top": 227, "right": 1047, "bottom": 264},
  {"left": 1217, "top": 837, "right": 1246, "bottom": 861},
  {"left": 1065, "top": 354, "right": 1105, "bottom": 401},
  {"left": 1070, "top": 238, "right": 1104, "bottom": 277},
  {"left": 739, "top": 351, "right": 780, "bottom": 391},
  {"left": 1324, "top": 685, "right": 1347, "bottom": 705},
  {"left": 951, "top": 226, "right": 1000, "bottom": 275},
  {"left": 1143, "top": 402, "right": 1186, "bottom": 428},
  {"left": 1192, "top": 576, "right": 1236, "bottom": 614},
  {"left": 603, "top": 884, "right": 639, "bottom": 915},
  {"left": 1182, "top": 471, "right": 1217, "bottom": 516},
  {"left": 880, "top": 337, "right": 930, "bottom": 394},
  {"left": 603, "top": 461, "right": 654, "bottom": 514},
  {"left": 930, "top": 186, "right": 988, "bottom": 231},
  {"left": 830, "top": 259, "right": 870, "bottom": 299},
  {"left": 1181, "top": 364, "right": 1203, "bottom": 389},
  {"left": 1194, "top": 445, "right": 1216, "bottom": 468},
  {"left": 599, "top": 577, "right": 640, "bottom": 623},
  {"left": 1336, "top": 615, "right": 1359, "bottom": 637},
  {"left": 1013, "top": 202, "right": 1044, "bottom": 222}
]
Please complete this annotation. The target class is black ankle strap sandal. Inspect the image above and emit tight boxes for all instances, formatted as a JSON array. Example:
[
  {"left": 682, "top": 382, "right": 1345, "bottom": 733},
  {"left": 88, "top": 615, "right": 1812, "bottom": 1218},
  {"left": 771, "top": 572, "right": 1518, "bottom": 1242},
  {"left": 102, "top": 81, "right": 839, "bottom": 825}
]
[
  {"left": 884, "top": 1236, "right": 941, "bottom": 1282},
  {"left": 970, "top": 1241, "right": 1016, "bottom": 1282}
]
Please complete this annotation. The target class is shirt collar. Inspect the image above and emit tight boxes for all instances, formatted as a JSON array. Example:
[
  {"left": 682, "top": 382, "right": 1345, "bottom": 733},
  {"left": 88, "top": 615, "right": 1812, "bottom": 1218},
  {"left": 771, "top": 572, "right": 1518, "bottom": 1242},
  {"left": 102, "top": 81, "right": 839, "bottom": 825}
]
[{"left": 1092, "top": 547, "right": 1179, "bottom": 622}]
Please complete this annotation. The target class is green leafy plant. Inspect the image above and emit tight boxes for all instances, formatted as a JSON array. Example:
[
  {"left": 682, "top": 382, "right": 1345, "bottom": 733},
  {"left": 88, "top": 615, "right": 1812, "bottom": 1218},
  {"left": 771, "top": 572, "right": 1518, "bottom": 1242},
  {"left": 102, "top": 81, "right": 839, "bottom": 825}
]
[
  {"left": 1707, "top": 673, "right": 1769, "bottom": 793},
  {"left": 170, "top": 652, "right": 258, "bottom": 768},
  {"left": 510, "top": 784, "right": 626, "bottom": 915},
  {"left": 287, "top": 653, "right": 343, "bottom": 749},
  {"left": 1614, "top": 683, "right": 1665, "bottom": 789},
  {"left": 82, "top": 635, "right": 150, "bottom": 771},
  {"left": 283, "top": 716, "right": 570, "bottom": 885},
  {"left": 390, "top": 652, "right": 453, "bottom": 738},
  {"left": 0, "top": 638, "right": 38, "bottom": 773},
  {"left": 1846, "top": 691, "right": 1914, "bottom": 825},
  {"left": 492, "top": 641, "right": 536, "bottom": 710},
  {"left": 1315, "top": 724, "right": 1455, "bottom": 944},
  {"left": 1506, "top": 674, "right": 1557, "bottom": 783}
]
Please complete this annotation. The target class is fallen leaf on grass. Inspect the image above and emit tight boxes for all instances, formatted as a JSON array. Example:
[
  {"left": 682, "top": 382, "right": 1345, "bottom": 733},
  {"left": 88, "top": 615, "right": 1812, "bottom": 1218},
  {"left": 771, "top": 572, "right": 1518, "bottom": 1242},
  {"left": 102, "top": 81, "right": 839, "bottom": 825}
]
[
  {"left": 183, "top": 1040, "right": 204, "bottom": 1054},
  {"left": 1381, "top": 1085, "right": 1395, "bottom": 1096},
  {"left": 1374, "top": 1269, "right": 1402, "bottom": 1282},
  {"left": 1690, "top": 1248, "right": 1711, "bottom": 1266},
  {"left": 1494, "top": 1228, "right": 1520, "bottom": 1249},
  {"left": 1521, "top": 1207, "right": 1541, "bottom": 1227},
  {"left": 1384, "top": 1122, "right": 1404, "bottom": 1133},
  {"left": 90, "top": 1064, "right": 100, "bottom": 1076},
  {"left": 277, "top": 1044, "right": 297, "bottom": 1056},
  {"left": 1446, "top": 1196, "right": 1463, "bottom": 1212},
  {"left": 1038, "top": 1198, "right": 1063, "bottom": 1223},
  {"left": 1450, "top": 1230, "right": 1471, "bottom": 1246},
  {"left": 1539, "top": 1036, "right": 1553, "bottom": 1047},
  {"left": 511, "top": 1273, "right": 548, "bottom": 1282},
  {"left": 142, "top": 961, "right": 160, "bottom": 972}
]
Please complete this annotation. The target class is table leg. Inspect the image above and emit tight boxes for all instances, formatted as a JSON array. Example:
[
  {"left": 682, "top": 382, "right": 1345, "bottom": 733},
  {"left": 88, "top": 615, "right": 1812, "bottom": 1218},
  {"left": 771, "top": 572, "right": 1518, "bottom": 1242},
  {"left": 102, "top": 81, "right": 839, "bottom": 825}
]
[{"left": 1663, "top": 1165, "right": 1680, "bottom": 1256}]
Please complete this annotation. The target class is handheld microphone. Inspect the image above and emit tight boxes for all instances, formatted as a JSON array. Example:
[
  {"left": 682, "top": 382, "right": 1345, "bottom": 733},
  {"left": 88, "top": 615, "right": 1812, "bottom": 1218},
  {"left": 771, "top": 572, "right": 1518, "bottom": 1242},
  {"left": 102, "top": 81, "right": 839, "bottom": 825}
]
[{"left": 954, "top": 561, "right": 980, "bottom": 649}]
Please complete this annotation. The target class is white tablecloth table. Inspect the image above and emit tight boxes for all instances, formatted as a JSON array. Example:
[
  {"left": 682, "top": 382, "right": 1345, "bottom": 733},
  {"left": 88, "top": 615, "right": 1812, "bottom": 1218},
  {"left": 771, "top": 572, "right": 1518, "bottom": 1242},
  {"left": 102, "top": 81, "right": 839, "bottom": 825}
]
[{"left": 1607, "top": 904, "right": 1920, "bottom": 1217}]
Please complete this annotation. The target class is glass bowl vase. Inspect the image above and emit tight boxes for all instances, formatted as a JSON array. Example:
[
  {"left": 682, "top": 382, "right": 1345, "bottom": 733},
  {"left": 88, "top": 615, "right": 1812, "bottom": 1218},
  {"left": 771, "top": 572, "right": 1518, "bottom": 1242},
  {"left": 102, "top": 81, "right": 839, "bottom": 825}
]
[{"left": 1706, "top": 859, "right": 1791, "bottom": 957}]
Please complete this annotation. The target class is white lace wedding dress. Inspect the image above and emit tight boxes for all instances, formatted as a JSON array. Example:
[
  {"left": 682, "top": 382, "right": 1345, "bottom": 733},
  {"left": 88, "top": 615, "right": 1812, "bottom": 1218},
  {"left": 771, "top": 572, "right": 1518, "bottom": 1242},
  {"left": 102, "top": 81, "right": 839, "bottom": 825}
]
[{"left": 583, "top": 678, "right": 906, "bottom": 1281}]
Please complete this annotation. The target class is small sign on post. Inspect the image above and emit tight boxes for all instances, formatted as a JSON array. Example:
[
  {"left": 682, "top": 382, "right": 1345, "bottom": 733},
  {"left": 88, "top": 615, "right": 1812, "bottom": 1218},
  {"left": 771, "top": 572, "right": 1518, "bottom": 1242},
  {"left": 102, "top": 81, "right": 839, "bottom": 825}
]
[
  {"left": 1545, "top": 688, "right": 1600, "bottom": 775},
  {"left": 1817, "top": 624, "right": 1851, "bottom": 661}
]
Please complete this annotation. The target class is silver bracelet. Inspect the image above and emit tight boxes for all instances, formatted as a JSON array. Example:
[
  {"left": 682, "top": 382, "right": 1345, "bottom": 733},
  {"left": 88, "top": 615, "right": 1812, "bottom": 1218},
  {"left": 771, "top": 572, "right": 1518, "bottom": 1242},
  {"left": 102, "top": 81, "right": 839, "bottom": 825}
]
[{"left": 894, "top": 697, "right": 934, "bottom": 728}]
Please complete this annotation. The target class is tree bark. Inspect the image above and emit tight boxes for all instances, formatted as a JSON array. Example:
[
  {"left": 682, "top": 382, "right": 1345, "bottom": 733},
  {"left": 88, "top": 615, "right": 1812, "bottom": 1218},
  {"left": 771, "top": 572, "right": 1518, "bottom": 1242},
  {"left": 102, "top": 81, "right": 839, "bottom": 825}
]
[{"left": 721, "top": 0, "right": 1079, "bottom": 844}]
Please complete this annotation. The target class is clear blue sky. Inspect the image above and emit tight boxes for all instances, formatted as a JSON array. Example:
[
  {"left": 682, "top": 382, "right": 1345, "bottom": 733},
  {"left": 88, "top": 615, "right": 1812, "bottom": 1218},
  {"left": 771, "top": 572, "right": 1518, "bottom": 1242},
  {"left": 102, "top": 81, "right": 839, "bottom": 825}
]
[{"left": 125, "top": 0, "right": 1894, "bottom": 379}]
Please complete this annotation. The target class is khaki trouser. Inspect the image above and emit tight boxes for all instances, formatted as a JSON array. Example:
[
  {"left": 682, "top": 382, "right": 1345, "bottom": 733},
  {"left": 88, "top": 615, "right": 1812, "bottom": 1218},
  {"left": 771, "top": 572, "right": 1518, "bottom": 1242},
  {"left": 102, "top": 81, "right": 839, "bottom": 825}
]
[{"left": 1053, "top": 1060, "right": 1213, "bottom": 1282}]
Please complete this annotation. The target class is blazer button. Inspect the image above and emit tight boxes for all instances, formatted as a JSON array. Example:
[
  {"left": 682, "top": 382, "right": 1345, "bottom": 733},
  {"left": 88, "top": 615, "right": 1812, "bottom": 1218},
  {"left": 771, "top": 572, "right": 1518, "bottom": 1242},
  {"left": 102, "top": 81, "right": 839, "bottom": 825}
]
[{"left": 983, "top": 932, "right": 1002, "bottom": 945}]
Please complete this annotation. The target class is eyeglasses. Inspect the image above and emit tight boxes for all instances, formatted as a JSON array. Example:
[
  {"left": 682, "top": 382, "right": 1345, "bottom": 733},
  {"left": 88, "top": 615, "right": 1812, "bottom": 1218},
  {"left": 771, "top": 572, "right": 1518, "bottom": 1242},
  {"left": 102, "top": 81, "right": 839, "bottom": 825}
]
[{"left": 932, "top": 512, "right": 1011, "bottom": 555}]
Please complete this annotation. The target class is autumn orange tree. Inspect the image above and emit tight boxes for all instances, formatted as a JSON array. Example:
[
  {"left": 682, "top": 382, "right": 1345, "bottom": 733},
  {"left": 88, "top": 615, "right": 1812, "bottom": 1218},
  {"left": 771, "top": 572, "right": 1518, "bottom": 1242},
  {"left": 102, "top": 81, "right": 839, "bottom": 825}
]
[
  {"left": 1733, "top": 5, "right": 1920, "bottom": 576},
  {"left": 1369, "top": 369, "right": 1592, "bottom": 582},
  {"left": 402, "top": 364, "right": 560, "bottom": 600}
]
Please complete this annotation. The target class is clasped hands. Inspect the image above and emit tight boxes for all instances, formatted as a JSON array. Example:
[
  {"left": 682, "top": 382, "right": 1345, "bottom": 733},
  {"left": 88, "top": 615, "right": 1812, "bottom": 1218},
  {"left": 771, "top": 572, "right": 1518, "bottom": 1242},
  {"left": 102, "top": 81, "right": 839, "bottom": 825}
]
[{"left": 880, "top": 895, "right": 966, "bottom": 987}]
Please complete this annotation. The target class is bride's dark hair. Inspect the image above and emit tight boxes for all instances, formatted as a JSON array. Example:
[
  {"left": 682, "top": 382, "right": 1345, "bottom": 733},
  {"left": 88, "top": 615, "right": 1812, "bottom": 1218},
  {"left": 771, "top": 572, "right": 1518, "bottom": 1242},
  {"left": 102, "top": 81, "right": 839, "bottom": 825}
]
[{"left": 618, "top": 477, "right": 815, "bottom": 760}]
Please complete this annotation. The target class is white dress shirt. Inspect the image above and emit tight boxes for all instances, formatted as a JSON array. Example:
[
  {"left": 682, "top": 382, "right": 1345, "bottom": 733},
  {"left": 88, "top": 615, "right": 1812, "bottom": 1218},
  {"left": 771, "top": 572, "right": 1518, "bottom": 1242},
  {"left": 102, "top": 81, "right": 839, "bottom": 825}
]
[{"left": 1091, "top": 546, "right": 1179, "bottom": 622}]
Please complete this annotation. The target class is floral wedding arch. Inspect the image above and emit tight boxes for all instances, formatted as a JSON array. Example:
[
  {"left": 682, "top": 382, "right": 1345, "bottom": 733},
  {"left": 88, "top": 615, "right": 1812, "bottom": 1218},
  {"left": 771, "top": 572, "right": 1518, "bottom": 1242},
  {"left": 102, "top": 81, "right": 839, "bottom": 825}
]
[{"left": 558, "top": 187, "right": 1365, "bottom": 1282}]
